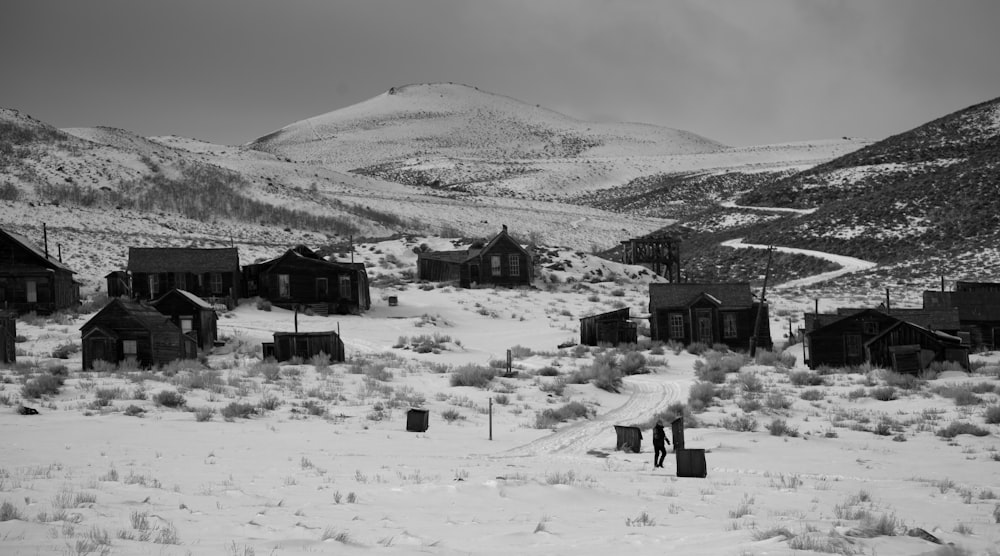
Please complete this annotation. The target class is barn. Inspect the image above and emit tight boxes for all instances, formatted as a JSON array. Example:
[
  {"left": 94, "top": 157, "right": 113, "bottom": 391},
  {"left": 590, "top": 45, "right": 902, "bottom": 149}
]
[
  {"left": 579, "top": 308, "right": 637, "bottom": 346},
  {"left": 149, "top": 289, "right": 218, "bottom": 351},
  {"left": 417, "top": 226, "right": 533, "bottom": 288},
  {"left": 242, "top": 245, "right": 370, "bottom": 315},
  {"left": 127, "top": 247, "right": 241, "bottom": 308},
  {"left": 0, "top": 226, "right": 80, "bottom": 314},
  {"left": 865, "top": 320, "right": 969, "bottom": 373},
  {"left": 80, "top": 298, "right": 197, "bottom": 370},
  {"left": 648, "top": 282, "right": 770, "bottom": 351}
]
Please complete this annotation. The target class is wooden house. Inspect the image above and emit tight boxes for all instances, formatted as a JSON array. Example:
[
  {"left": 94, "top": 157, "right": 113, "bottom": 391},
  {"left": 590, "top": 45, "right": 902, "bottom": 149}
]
[
  {"left": 648, "top": 282, "right": 770, "bottom": 351},
  {"left": 865, "top": 320, "right": 969, "bottom": 373},
  {"left": 127, "top": 247, "right": 241, "bottom": 307},
  {"left": 804, "top": 309, "right": 902, "bottom": 369},
  {"left": 579, "top": 308, "right": 637, "bottom": 346},
  {"left": 80, "top": 298, "right": 197, "bottom": 370},
  {"left": 0, "top": 310, "right": 15, "bottom": 364},
  {"left": 417, "top": 226, "right": 533, "bottom": 288},
  {"left": 263, "top": 330, "right": 345, "bottom": 363},
  {"left": 0, "top": 227, "right": 80, "bottom": 314},
  {"left": 242, "top": 246, "right": 370, "bottom": 315},
  {"left": 923, "top": 281, "right": 1000, "bottom": 350},
  {"left": 149, "top": 289, "right": 218, "bottom": 351}
]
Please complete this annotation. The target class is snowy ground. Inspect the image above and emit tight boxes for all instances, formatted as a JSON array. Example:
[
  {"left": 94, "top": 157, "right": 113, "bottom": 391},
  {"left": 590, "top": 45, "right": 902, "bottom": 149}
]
[{"left": 2, "top": 239, "right": 1000, "bottom": 556}]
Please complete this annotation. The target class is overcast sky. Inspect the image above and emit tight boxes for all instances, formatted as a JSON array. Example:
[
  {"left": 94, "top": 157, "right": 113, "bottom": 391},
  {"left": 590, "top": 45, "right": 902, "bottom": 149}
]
[{"left": 4, "top": 0, "right": 998, "bottom": 147}]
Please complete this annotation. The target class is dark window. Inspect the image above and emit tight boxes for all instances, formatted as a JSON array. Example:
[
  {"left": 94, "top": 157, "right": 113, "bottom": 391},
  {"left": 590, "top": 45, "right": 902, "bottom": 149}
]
[
  {"left": 316, "top": 278, "right": 329, "bottom": 299},
  {"left": 210, "top": 273, "right": 223, "bottom": 294},
  {"left": 723, "top": 313, "right": 738, "bottom": 339},
  {"left": 509, "top": 255, "right": 520, "bottom": 277},
  {"left": 491, "top": 255, "right": 501, "bottom": 276},
  {"left": 863, "top": 321, "right": 879, "bottom": 335},
  {"left": 668, "top": 313, "right": 684, "bottom": 339},
  {"left": 845, "top": 335, "right": 862, "bottom": 357}
]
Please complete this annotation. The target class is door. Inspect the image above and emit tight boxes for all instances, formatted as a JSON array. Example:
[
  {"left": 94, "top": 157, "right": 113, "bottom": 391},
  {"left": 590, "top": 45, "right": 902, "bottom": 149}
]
[
  {"left": 469, "top": 264, "right": 480, "bottom": 285},
  {"left": 88, "top": 338, "right": 117, "bottom": 368},
  {"left": 316, "top": 278, "right": 329, "bottom": 300},
  {"left": 26, "top": 280, "right": 37, "bottom": 303},
  {"left": 696, "top": 309, "right": 713, "bottom": 344}
]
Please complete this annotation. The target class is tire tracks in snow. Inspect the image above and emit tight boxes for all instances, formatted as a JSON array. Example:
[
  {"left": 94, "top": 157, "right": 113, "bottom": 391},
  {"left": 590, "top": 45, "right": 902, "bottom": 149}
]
[{"left": 503, "top": 373, "right": 691, "bottom": 457}]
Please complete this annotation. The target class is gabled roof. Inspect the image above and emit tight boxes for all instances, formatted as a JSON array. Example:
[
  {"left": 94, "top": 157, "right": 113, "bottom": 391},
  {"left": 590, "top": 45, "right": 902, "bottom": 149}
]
[
  {"left": 253, "top": 246, "right": 367, "bottom": 273},
  {"left": 649, "top": 282, "right": 755, "bottom": 309},
  {"left": 81, "top": 298, "right": 182, "bottom": 337},
  {"left": 580, "top": 307, "right": 630, "bottom": 322},
  {"left": 864, "top": 320, "right": 965, "bottom": 348},
  {"left": 150, "top": 289, "right": 213, "bottom": 310},
  {"left": 0, "top": 228, "right": 75, "bottom": 274},
  {"left": 127, "top": 247, "right": 239, "bottom": 273}
]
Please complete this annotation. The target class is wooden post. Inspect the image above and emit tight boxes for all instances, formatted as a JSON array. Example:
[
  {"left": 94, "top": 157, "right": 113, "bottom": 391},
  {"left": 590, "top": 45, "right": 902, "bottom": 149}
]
[
  {"left": 885, "top": 288, "right": 891, "bottom": 313},
  {"left": 294, "top": 305, "right": 299, "bottom": 333},
  {"left": 57, "top": 243, "right": 62, "bottom": 262},
  {"left": 489, "top": 397, "right": 493, "bottom": 440},
  {"left": 506, "top": 349, "right": 512, "bottom": 377},
  {"left": 750, "top": 246, "right": 775, "bottom": 356},
  {"left": 43, "top": 223, "right": 49, "bottom": 259}
]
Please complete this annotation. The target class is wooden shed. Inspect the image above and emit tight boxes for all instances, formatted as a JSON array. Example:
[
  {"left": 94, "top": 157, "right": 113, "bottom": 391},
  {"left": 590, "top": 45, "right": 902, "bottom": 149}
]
[
  {"left": 0, "top": 226, "right": 80, "bottom": 314},
  {"left": 149, "top": 289, "right": 218, "bottom": 351},
  {"left": 127, "top": 247, "right": 241, "bottom": 308},
  {"left": 579, "top": 308, "right": 637, "bottom": 346},
  {"left": 269, "top": 330, "right": 345, "bottom": 363},
  {"left": 104, "top": 271, "right": 130, "bottom": 298},
  {"left": 613, "top": 425, "right": 642, "bottom": 453},
  {"left": 648, "top": 282, "right": 770, "bottom": 351},
  {"left": 80, "top": 298, "right": 197, "bottom": 370},
  {"left": 242, "top": 245, "right": 370, "bottom": 315},
  {"left": 417, "top": 226, "right": 533, "bottom": 288},
  {"left": 0, "top": 310, "right": 16, "bottom": 364},
  {"left": 865, "top": 320, "right": 969, "bottom": 373}
]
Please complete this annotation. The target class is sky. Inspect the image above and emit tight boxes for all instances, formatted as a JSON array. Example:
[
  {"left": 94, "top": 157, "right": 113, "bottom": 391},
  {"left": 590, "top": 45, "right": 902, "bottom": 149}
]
[{"left": 4, "top": 0, "right": 999, "bottom": 147}]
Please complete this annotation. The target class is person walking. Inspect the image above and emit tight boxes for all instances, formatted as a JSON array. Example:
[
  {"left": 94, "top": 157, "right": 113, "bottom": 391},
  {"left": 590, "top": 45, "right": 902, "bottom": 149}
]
[{"left": 652, "top": 421, "right": 670, "bottom": 468}]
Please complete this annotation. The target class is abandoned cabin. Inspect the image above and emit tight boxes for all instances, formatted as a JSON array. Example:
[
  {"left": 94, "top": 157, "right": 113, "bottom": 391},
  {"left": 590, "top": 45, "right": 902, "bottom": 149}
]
[
  {"left": 242, "top": 245, "right": 371, "bottom": 315},
  {"left": 579, "top": 308, "right": 638, "bottom": 346},
  {"left": 126, "top": 247, "right": 241, "bottom": 308},
  {"left": 648, "top": 282, "right": 771, "bottom": 351},
  {"left": 80, "top": 298, "right": 197, "bottom": 370},
  {"left": 0, "top": 310, "right": 15, "bottom": 364},
  {"left": 803, "top": 307, "right": 966, "bottom": 371},
  {"left": 417, "top": 226, "right": 533, "bottom": 288},
  {"left": 263, "top": 330, "right": 345, "bottom": 363},
  {"left": 923, "top": 281, "right": 1000, "bottom": 350},
  {"left": 0, "top": 226, "right": 80, "bottom": 314},
  {"left": 149, "top": 289, "right": 218, "bottom": 351}
]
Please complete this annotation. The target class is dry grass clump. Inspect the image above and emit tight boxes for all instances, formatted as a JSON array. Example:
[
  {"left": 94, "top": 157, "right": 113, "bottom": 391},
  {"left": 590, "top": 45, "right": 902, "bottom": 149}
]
[
  {"left": 152, "top": 390, "right": 186, "bottom": 408},
  {"left": 534, "top": 401, "right": 592, "bottom": 429},
  {"left": 936, "top": 421, "right": 990, "bottom": 438},
  {"left": 694, "top": 350, "right": 747, "bottom": 383},
  {"left": 21, "top": 372, "right": 65, "bottom": 398},
  {"left": 568, "top": 353, "right": 622, "bottom": 392},
  {"left": 788, "top": 370, "right": 826, "bottom": 387},
  {"left": 449, "top": 364, "right": 496, "bottom": 388}
]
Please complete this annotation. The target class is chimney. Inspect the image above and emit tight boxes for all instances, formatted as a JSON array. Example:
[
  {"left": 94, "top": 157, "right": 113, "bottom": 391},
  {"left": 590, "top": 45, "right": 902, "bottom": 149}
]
[
  {"left": 941, "top": 275, "right": 945, "bottom": 292},
  {"left": 502, "top": 224, "right": 507, "bottom": 233},
  {"left": 58, "top": 243, "right": 62, "bottom": 262},
  {"left": 43, "top": 223, "right": 49, "bottom": 259}
]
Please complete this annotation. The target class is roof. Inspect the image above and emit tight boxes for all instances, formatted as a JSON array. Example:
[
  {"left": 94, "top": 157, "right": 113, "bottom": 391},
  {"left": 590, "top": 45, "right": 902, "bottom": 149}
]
[
  {"left": 150, "top": 289, "right": 213, "bottom": 310},
  {"left": 649, "top": 282, "right": 755, "bottom": 309},
  {"left": 127, "top": 247, "right": 239, "bottom": 273},
  {"left": 418, "top": 250, "right": 472, "bottom": 264},
  {"left": 864, "top": 320, "right": 965, "bottom": 348},
  {"left": 418, "top": 228, "right": 530, "bottom": 265},
  {"left": 580, "top": 307, "right": 631, "bottom": 322},
  {"left": 254, "top": 247, "right": 368, "bottom": 273},
  {"left": 81, "top": 298, "right": 182, "bottom": 336},
  {"left": 0, "top": 228, "right": 76, "bottom": 274},
  {"left": 923, "top": 290, "right": 1000, "bottom": 321},
  {"left": 809, "top": 307, "right": 961, "bottom": 333}
]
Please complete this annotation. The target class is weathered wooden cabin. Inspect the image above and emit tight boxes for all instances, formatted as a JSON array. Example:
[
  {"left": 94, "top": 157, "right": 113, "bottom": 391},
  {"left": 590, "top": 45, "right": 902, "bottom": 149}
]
[
  {"left": 263, "top": 330, "right": 345, "bottom": 363},
  {"left": 865, "top": 320, "right": 969, "bottom": 373},
  {"left": 648, "top": 282, "right": 771, "bottom": 351},
  {"left": 804, "top": 309, "right": 902, "bottom": 369},
  {"left": 149, "top": 289, "right": 218, "bottom": 351},
  {"left": 0, "top": 227, "right": 80, "bottom": 314},
  {"left": 417, "top": 226, "right": 533, "bottom": 288},
  {"left": 0, "top": 310, "right": 16, "bottom": 364},
  {"left": 579, "top": 308, "right": 637, "bottom": 346},
  {"left": 127, "top": 247, "right": 241, "bottom": 307},
  {"left": 80, "top": 298, "right": 197, "bottom": 370},
  {"left": 923, "top": 281, "right": 1000, "bottom": 350},
  {"left": 242, "top": 245, "right": 370, "bottom": 315}
]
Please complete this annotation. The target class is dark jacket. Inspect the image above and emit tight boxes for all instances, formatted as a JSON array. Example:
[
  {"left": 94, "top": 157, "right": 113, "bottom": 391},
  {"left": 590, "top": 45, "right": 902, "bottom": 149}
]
[{"left": 653, "top": 424, "right": 668, "bottom": 446}]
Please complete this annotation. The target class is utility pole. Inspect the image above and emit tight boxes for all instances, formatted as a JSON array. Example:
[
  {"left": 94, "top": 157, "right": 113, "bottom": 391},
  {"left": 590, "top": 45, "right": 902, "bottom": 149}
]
[{"left": 749, "top": 246, "right": 775, "bottom": 357}]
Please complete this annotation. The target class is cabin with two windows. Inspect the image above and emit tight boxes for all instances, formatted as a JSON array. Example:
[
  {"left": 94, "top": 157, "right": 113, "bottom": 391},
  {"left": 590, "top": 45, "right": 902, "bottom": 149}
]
[
  {"left": 242, "top": 246, "right": 370, "bottom": 315},
  {"left": 648, "top": 282, "right": 770, "bottom": 351},
  {"left": 0, "top": 227, "right": 80, "bottom": 314},
  {"left": 80, "top": 298, "right": 197, "bottom": 370},
  {"left": 126, "top": 247, "right": 241, "bottom": 308},
  {"left": 416, "top": 226, "right": 533, "bottom": 288}
]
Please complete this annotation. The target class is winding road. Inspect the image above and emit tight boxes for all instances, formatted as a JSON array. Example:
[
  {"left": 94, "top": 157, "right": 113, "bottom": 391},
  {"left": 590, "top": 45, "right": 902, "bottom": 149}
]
[{"left": 720, "top": 237, "right": 877, "bottom": 289}]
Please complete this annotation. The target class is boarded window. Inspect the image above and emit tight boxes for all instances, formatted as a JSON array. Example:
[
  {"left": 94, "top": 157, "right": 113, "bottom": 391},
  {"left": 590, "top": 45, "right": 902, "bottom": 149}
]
[
  {"left": 278, "top": 274, "right": 290, "bottom": 298},
  {"left": 148, "top": 275, "right": 159, "bottom": 297},
  {"left": 123, "top": 340, "right": 137, "bottom": 359},
  {"left": 669, "top": 313, "right": 684, "bottom": 339},
  {"left": 491, "top": 255, "right": 501, "bottom": 276},
  {"left": 316, "top": 277, "right": 329, "bottom": 299},
  {"left": 509, "top": 255, "right": 520, "bottom": 277},
  {"left": 339, "top": 275, "right": 352, "bottom": 299},
  {"left": 723, "top": 313, "right": 738, "bottom": 339},
  {"left": 210, "top": 273, "right": 223, "bottom": 294},
  {"left": 845, "top": 335, "right": 862, "bottom": 357}
]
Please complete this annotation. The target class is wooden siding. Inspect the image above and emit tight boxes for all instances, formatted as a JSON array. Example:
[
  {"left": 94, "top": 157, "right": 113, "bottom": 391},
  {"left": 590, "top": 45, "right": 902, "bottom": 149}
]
[
  {"left": 651, "top": 303, "right": 768, "bottom": 351},
  {"left": 580, "top": 308, "right": 637, "bottom": 346},
  {"left": 150, "top": 290, "right": 218, "bottom": 351},
  {"left": 0, "top": 312, "right": 15, "bottom": 363},
  {"left": 249, "top": 254, "right": 370, "bottom": 314},
  {"left": 0, "top": 230, "right": 79, "bottom": 314},
  {"left": 804, "top": 310, "right": 900, "bottom": 370},
  {"left": 80, "top": 299, "right": 196, "bottom": 369},
  {"left": 272, "top": 331, "right": 345, "bottom": 362},
  {"left": 417, "top": 229, "right": 533, "bottom": 289},
  {"left": 865, "top": 321, "right": 968, "bottom": 372},
  {"left": 131, "top": 271, "right": 239, "bottom": 304}
]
